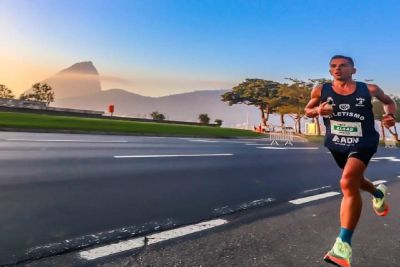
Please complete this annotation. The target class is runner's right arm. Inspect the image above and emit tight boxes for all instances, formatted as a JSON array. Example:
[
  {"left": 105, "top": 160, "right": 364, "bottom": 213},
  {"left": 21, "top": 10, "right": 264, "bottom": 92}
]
[{"left": 305, "top": 85, "right": 334, "bottom": 118}]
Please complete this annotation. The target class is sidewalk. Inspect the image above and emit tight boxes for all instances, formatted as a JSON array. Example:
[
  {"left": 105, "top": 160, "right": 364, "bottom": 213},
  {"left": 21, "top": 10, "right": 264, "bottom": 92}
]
[{"left": 100, "top": 181, "right": 400, "bottom": 267}]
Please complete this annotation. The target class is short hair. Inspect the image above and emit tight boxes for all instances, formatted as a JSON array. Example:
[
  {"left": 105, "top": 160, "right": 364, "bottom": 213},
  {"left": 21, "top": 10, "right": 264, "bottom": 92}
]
[{"left": 330, "top": 55, "right": 354, "bottom": 66}]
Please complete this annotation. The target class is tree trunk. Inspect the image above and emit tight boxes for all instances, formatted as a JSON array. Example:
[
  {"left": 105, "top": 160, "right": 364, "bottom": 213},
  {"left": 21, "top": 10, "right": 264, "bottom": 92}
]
[
  {"left": 280, "top": 113, "right": 285, "bottom": 128},
  {"left": 260, "top": 107, "right": 267, "bottom": 126},
  {"left": 315, "top": 117, "right": 321, "bottom": 135},
  {"left": 296, "top": 114, "right": 302, "bottom": 134}
]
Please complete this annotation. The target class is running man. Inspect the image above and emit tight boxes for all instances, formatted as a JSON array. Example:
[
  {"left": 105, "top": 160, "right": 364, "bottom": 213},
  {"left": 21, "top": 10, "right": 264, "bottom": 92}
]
[{"left": 304, "top": 55, "right": 397, "bottom": 267}]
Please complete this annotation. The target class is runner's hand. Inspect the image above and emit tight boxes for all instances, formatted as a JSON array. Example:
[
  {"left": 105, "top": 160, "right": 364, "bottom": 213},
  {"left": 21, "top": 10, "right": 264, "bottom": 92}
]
[
  {"left": 382, "top": 114, "right": 396, "bottom": 128},
  {"left": 317, "top": 102, "right": 333, "bottom": 116}
]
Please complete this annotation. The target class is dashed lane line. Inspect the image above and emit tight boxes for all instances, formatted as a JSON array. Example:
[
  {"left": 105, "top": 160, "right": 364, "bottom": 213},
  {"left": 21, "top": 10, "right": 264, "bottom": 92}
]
[
  {"left": 289, "top": 192, "right": 341, "bottom": 205},
  {"left": 79, "top": 219, "right": 228, "bottom": 261}
]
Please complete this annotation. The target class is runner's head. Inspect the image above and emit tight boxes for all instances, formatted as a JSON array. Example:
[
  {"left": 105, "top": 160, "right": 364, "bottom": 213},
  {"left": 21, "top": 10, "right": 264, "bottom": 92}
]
[{"left": 329, "top": 55, "right": 356, "bottom": 81}]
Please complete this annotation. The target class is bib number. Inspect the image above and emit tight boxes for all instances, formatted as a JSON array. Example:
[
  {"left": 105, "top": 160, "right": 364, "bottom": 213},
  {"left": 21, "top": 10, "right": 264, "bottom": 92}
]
[{"left": 331, "top": 120, "right": 362, "bottom": 137}]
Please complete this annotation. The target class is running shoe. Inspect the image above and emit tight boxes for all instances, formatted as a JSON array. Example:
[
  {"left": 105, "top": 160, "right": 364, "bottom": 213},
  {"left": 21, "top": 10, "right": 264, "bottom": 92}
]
[
  {"left": 324, "top": 237, "right": 352, "bottom": 267},
  {"left": 373, "top": 184, "right": 389, "bottom": 216}
]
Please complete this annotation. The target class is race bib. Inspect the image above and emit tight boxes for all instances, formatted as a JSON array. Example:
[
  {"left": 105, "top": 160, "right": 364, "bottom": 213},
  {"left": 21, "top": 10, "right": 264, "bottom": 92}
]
[{"left": 330, "top": 120, "right": 363, "bottom": 137}]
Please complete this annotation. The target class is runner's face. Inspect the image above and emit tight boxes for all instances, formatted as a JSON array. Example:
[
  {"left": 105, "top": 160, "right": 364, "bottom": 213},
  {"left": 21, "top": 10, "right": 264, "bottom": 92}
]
[{"left": 329, "top": 58, "right": 356, "bottom": 81}]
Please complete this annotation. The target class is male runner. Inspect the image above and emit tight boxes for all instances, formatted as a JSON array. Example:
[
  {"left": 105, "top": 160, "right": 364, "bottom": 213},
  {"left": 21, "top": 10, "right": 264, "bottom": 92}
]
[{"left": 304, "top": 55, "right": 397, "bottom": 267}]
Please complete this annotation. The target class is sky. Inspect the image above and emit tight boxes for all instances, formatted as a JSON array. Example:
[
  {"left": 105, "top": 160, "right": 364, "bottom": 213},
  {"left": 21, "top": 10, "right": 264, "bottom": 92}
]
[{"left": 1, "top": 0, "right": 400, "bottom": 97}]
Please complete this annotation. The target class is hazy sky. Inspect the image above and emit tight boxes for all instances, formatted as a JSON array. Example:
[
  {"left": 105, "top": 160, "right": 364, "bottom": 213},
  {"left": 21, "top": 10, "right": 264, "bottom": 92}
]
[{"left": 1, "top": 0, "right": 400, "bottom": 97}]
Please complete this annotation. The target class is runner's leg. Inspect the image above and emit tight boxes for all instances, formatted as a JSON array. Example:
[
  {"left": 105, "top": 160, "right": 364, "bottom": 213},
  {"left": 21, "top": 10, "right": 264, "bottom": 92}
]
[
  {"left": 340, "top": 157, "right": 366, "bottom": 230},
  {"left": 360, "top": 177, "right": 375, "bottom": 194}
]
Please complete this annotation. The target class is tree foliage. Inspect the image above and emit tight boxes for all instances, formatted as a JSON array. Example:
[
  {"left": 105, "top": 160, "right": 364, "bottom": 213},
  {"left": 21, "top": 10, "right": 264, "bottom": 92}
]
[
  {"left": 214, "top": 119, "right": 223, "bottom": 127},
  {"left": 273, "top": 78, "right": 313, "bottom": 133},
  {"left": 20, "top": 83, "right": 54, "bottom": 104},
  {"left": 150, "top": 111, "right": 166, "bottom": 121},
  {"left": 198, "top": 113, "right": 210, "bottom": 124},
  {"left": 0, "top": 84, "right": 15, "bottom": 98},
  {"left": 221, "top": 79, "right": 280, "bottom": 126}
]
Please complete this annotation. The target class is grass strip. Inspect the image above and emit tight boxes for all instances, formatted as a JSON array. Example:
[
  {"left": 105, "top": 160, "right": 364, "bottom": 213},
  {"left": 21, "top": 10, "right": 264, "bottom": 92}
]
[{"left": 0, "top": 112, "right": 263, "bottom": 138}]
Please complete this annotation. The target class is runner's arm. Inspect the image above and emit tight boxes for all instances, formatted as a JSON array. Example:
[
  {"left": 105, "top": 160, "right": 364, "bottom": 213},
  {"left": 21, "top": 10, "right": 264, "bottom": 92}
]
[
  {"left": 367, "top": 84, "right": 397, "bottom": 116},
  {"left": 304, "top": 86, "right": 322, "bottom": 118}
]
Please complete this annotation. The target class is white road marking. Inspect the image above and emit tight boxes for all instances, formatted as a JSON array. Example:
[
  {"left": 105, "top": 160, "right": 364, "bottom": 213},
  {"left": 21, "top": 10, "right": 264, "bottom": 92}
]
[
  {"left": 6, "top": 139, "right": 128, "bottom": 143},
  {"left": 245, "top": 143, "right": 263, "bottom": 145},
  {"left": 188, "top": 140, "right": 219, "bottom": 143},
  {"left": 289, "top": 191, "right": 340, "bottom": 205},
  {"left": 79, "top": 237, "right": 145, "bottom": 260},
  {"left": 79, "top": 219, "right": 228, "bottom": 260},
  {"left": 257, "top": 146, "right": 319, "bottom": 150},
  {"left": 146, "top": 219, "right": 227, "bottom": 245},
  {"left": 187, "top": 139, "right": 261, "bottom": 144},
  {"left": 372, "top": 180, "right": 387, "bottom": 185},
  {"left": 114, "top": 153, "right": 233, "bottom": 158},
  {"left": 302, "top": 185, "right": 332, "bottom": 194},
  {"left": 371, "top": 157, "right": 400, "bottom": 162}
]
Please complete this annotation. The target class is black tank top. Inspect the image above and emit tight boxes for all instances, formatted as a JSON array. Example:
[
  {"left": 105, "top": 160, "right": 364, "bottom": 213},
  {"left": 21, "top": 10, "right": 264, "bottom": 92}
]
[{"left": 321, "top": 82, "right": 379, "bottom": 152}]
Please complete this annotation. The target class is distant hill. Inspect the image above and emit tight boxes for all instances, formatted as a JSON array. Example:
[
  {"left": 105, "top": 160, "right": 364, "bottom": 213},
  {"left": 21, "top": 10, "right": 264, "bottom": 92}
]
[
  {"left": 47, "top": 61, "right": 279, "bottom": 127},
  {"left": 53, "top": 89, "right": 265, "bottom": 126},
  {"left": 41, "top": 61, "right": 102, "bottom": 99}
]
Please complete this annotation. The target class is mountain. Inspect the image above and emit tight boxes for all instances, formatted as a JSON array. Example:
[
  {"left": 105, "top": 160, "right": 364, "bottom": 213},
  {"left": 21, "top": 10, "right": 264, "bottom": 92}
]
[
  {"left": 42, "top": 61, "right": 102, "bottom": 99},
  {"left": 48, "top": 61, "right": 281, "bottom": 127},
  {"left": 53, "top": 89, "right": 264, "bottom": 127}
]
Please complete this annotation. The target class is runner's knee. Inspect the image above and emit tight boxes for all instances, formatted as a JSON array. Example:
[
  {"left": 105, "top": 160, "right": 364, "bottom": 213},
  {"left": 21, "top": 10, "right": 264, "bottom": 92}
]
[{"left": 340, "top": 175, "right": 360, "bottom": 194}]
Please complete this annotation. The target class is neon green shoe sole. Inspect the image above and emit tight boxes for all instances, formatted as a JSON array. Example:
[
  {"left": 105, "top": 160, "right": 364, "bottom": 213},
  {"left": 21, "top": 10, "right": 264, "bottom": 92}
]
[
  {"left": 373, "top": 184, "right": 389, "bottom": 217},
  {"left": 323, "top": 238, "right": 352, "bottom": 267}
]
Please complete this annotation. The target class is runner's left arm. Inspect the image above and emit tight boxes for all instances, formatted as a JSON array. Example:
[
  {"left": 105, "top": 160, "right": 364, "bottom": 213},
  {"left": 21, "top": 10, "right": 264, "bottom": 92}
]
[{"left": 368, "top": 84, "right": 397, "bottom": 127}]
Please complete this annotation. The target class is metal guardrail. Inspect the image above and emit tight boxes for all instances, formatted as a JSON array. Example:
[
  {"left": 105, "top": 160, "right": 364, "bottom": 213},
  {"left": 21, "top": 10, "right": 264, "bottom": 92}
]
[
  {"left": 0, "top": 98, "right": 47, "bottom": 109},
  {"left": 268, "top": 127, "right": 294, "bottom": 146}
]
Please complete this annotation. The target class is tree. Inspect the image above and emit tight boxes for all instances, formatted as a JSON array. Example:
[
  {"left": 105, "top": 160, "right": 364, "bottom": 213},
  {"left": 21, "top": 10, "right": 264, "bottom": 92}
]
[
  {"left": 0, "top": 84, "right": 15, "bottom": 98},
  {"left": 150, "top": 111, "right": 166, "bottom": 121},
  {"left": 214, "top": 119, "right": 223, "bottom": 127},
  {"left": 273, "top": 78, "right": 313, "bottom": 134},
  {"left": 20, "top": 83, "right": 54, "bottom": 104},
  {"left": 221, "top": 79, "right": 280, "bottom": 126},
  {"left": 199, "top": 114, "right": 210, "bottom": 124}
]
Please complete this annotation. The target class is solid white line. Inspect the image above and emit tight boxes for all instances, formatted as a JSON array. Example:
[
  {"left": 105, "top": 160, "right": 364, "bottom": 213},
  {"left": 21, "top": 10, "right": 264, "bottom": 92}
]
[
  {"left": 114, "top": 153, "right": 233, "bottom": 158},
  {"left": 79, "top": 219, "right": 227, "bottom": 261},
  {"left": 245, "top": 143, "right": 262, "bottom": 145},
  {"left": 257, "top": 146, "right": 319, "bottom": 150},
  {"left": 7, "top": 139, "right": 128, "bottom": 143},
  {"left": 188, "top": 140, "right": 219, "bottom": 143},
  {"left": 372, "top": 180, "right": 387, "bottom": 185},
  {"left": 289, "top": 191, "right": 340, "bottom": 205}
]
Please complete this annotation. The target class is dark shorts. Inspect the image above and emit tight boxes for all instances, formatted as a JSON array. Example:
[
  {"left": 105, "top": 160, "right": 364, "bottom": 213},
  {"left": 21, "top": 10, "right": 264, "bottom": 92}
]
[{"left": 329, "top": 147, "right": 377, "bottom": 169}]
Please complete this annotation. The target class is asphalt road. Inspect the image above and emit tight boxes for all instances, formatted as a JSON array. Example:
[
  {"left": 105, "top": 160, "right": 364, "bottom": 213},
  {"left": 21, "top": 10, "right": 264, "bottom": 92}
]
[{"left": 0, "top": 131, "right": 398, "bottom": 266}]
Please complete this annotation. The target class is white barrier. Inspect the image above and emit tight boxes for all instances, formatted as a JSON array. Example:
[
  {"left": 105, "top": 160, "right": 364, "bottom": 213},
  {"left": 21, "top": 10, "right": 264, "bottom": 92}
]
[
  {"left": 384, "top": 137, "right": 398, "bottom": 148},
  {"left": 268, "top": 128, "right": 294, "bottom": 146}
]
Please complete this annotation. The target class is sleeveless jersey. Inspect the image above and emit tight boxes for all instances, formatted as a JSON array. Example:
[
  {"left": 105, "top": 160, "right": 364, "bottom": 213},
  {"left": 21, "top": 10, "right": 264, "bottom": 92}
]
[{"left": 321, "top": 82, "right": 379, "bottom": 152}]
